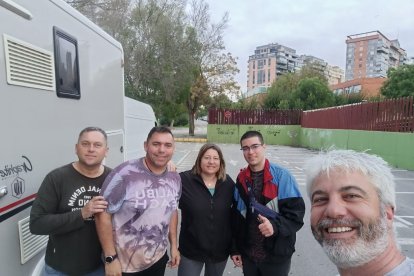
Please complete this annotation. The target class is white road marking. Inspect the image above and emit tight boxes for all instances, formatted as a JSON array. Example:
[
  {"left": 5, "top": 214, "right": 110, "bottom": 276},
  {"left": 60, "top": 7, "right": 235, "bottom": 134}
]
[
  {"left": 397, "top": 238, "right": 414, "bottom": 245},
  {"left": 395, "top": 216, "right": 413, "bottom": 226},
  {"left": 395, "top": 222, "right": 409, "bottom": 228},
  {"left": 229, "top": 160, "right": 239, "bottom": 166}
]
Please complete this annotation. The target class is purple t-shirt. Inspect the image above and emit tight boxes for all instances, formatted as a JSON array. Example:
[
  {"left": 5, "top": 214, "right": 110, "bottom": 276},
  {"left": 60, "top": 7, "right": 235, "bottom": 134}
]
[{"left": 100, "top": 158, "right": 181, "bottom": 272}]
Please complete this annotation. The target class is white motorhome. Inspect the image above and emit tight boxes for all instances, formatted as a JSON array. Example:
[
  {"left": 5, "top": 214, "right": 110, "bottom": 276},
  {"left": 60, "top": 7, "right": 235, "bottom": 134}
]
[{"left": 0, "top": 0, "right": 155, "bottom": 275}]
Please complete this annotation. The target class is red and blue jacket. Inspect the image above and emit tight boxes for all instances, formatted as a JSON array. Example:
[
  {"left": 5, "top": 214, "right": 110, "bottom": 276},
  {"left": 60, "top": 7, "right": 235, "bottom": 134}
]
[{"left": 232, "top": 159, "right": 305, "bottom": 262}]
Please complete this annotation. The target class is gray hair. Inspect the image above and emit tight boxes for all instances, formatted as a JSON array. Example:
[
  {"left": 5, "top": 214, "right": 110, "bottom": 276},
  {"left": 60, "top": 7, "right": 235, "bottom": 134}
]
[{"left": 304, "top": 149, "right": 396, "bottom": 210}]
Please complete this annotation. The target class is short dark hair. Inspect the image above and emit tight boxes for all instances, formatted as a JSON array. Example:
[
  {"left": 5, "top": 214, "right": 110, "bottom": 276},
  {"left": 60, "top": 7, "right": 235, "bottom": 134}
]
[
  {"left": 78, "top": 126, "right": 107, "bottom": 142},
  {"left": 146, "top": 126, "right": 174, "bottom": 141},
  {"left": 240, "top": 130, "right": 263, "bottom": 145},
  {"left": 191, "top": 143, "right": 226, "bottom": 181}
]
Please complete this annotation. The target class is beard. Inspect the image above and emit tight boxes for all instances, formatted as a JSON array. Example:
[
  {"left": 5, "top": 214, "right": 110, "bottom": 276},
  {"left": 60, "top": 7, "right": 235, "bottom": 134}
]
[{"left": 312, "top": 210, "right": 389, "bottom": 269}]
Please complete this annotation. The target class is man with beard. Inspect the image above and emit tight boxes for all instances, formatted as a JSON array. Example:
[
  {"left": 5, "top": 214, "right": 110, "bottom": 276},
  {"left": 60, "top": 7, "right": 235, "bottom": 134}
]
[{"left": 305, "top": 149, "right": 414, "bottom": 276}]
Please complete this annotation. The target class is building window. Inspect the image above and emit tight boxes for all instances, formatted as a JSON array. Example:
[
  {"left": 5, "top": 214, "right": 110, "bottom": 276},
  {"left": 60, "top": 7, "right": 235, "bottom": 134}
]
[
  {"left": 53, "top": 27, "right": 80, "bottom": 99},
  {"left": 257, "top": 70, "right": 265, "bottom": 84}
]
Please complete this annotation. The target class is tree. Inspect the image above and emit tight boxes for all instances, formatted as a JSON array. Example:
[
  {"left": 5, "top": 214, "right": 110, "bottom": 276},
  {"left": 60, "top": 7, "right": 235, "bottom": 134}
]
[
  {"left": 263, "top": 73, "right": 297, "bottom": 109},
  {"left": 381, "top": 64, "right": 414, "bottom": 98},
  {"left": 292, "top": 77, "right": 334, "bottom": 110},
  {"left": 209, "top": 94, "right": 233, "bottom": 109},
  {"left": 184, "top": 0, "right": 240, "bottom": 135},
  {"left": 263, "top": 64, "right": 328, "bottom": 110},
  {"left": 66, "top": 0, "right": 240, "bottom": 131}
]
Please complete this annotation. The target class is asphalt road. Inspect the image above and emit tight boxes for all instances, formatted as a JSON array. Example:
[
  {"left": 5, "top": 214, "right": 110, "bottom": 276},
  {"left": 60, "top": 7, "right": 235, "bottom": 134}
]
[{"left": 165, "top": 140, "right": 414, "bottom": 276}]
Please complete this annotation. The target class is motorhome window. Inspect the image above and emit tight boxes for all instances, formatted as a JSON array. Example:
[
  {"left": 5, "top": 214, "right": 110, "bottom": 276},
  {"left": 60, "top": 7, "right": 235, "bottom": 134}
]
[{"left": 53, "top": 27, "right": 80, "bottom": 99}]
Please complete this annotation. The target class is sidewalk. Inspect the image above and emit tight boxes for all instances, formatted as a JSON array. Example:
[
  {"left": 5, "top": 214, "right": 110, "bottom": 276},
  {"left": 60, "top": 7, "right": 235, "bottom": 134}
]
[{"left": 171, "top": 120, "right": 207, "bottom": 143}]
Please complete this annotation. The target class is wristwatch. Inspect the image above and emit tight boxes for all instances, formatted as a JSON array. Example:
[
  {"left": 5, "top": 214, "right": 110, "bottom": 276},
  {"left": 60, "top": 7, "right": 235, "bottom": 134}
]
[{"left": 104, "top": 254, "right": 118, "bottom": 264}]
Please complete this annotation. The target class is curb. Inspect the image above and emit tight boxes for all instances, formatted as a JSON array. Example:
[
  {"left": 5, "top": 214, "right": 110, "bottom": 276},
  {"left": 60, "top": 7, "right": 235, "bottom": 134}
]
[{"left": 174, "top": 137, "right": 207, "bottom": 143}]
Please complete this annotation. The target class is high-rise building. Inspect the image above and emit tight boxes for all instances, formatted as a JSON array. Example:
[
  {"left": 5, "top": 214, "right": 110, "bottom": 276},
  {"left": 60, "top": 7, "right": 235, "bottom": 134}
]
[
  {"left": 297, "top": 55, "right": 344, "bottom": 86},
  {"left": 246, "top": 44, "right": 344, "bottom": 97},
  {"left": 345, "top": 31, "right": 408, "bottom": 81},
  {"left": 246, "top": 43, "right": 298, "bottom": 97},
  {"left": 326, "top": 65, "right": 345, "bottom": 86}
]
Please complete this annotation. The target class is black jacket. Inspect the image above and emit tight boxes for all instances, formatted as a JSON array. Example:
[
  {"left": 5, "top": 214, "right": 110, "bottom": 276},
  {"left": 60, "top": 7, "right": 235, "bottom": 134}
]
[{"left": 179, "top": 171, "right": 235, "bottom": 262}]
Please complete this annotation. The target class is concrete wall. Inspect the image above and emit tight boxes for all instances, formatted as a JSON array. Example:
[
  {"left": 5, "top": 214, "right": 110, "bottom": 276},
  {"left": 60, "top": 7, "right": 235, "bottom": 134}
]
[
  {"left": 207, "top": 125, "right": 301, "bottom": 146},
  {"left": 300, "top": 128, "right": 414, "bottom": 170},
  {"left": 208, "top": 125, "right": 414, "bottom": 170}
]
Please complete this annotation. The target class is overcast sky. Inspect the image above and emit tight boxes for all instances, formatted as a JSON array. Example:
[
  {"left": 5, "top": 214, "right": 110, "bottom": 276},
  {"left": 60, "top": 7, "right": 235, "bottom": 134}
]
[{"left": 205, "top": 0, "right": 414, "bottom": 93}]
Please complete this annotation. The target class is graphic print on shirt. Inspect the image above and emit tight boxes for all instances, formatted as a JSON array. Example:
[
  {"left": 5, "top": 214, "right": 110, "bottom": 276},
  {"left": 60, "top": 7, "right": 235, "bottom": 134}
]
[
  {"left": 101, "top": 159, "right": 181, "bottom": 272},
  {"left": 118, "top": 178, "right": 178, "bottom": 271},
  {"left": 67, "top": 185, "right": 101, "bottom": 218}
]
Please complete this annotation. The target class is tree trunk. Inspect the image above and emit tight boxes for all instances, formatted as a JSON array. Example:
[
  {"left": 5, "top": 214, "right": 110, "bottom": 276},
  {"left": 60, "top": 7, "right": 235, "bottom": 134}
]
[{"left": 189, "top": 112, "right": 195, "bottom": 136}]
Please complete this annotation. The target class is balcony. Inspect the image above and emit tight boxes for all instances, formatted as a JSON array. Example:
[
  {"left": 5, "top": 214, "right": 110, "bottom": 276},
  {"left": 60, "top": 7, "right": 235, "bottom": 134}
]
[
  {"left": 277, "top": 57, "right": 287, "bottom": 64},
  {"left": 377, "top": 46, "right": 389, "bottom": 54}
]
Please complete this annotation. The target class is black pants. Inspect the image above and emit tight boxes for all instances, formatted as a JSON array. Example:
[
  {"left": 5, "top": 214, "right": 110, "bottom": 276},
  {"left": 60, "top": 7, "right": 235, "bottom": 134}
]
[
  {"left": 242, "top": 256, "right": 291, "bottom": 276},
  {"left": 122, "top": 252, "right": 168, "bottom": 276}
]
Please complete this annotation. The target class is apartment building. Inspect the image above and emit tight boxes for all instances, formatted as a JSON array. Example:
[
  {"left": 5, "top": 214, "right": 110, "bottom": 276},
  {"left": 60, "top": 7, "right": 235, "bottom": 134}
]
[
  {"left": 345, "top": 31, "right": 408, "bottom": 81},
  {"left": 246, "top": 44, "right": 345, "bottom": 97},
  {"left": 246, "top": 43, "right": 298, "bottom": 95},
  {"left": 297, "top": 55, "right": 344, "bottom": 85}
]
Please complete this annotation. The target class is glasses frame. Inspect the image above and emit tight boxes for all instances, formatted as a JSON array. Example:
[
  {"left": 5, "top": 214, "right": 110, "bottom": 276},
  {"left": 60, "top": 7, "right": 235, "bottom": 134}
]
[{"left": 240, "top": 143, "right": 263, "bottom": 152}]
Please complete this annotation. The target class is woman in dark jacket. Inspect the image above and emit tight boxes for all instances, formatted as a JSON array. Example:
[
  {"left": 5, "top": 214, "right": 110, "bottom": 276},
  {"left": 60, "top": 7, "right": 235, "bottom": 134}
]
[{"left": 178, "top": 143, "right": 235, "bottom": 276}]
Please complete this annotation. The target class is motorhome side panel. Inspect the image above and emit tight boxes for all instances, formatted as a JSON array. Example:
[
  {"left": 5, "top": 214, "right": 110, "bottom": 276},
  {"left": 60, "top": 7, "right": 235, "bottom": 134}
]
[
  {"left": 124, "top": 97, "right": 157, "bottom": 160},
  {"left": 1, "top": 0, "right": 125, "bottom": 274}
]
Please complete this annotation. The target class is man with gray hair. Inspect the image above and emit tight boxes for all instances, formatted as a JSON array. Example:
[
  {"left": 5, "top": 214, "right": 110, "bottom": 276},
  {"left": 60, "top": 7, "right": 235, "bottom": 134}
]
[{"left": 305, "top": 149, "right": 414, "bottom": 276}]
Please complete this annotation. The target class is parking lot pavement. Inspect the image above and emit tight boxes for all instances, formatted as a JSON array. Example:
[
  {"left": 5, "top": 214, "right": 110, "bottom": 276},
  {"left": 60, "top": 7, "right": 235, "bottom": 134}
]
[{"left": 166, "top": 142, "right": 414, "bottom": 276}]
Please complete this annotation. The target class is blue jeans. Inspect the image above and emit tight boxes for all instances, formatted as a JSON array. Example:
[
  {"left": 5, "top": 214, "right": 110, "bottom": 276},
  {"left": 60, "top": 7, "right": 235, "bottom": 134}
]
[
  {"left": 178, "top": 255, "right": 227, "bottom": 276},
  {"left": 43, "top": 263, "right": 104, "bottom": 276}
]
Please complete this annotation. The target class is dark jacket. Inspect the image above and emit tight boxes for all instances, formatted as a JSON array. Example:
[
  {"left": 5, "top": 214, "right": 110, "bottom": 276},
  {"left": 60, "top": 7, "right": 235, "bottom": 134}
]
[
  {"left": 232, "top": 159, "right": 305, "bottom": 263},
  {"left": 179, "top": 170, "right": 235, "bottom": 262}
]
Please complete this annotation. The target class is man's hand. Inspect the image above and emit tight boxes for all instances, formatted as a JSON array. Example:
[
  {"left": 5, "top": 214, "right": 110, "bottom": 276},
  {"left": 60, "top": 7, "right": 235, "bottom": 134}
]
[
  {"left": 104, "top": 259, "right": 122, "bottom": 276},
  {"left": 168, "top": 246, "right": 180, "bottom": 268},
  {"left": 231, "top": 255, "right": 243, "bottom": 267},
  {"left": 81, "top": 196, "right": 108, "bottom": 219},
  {"left": 258, "top": 214, "right": 274, "bottom": 237}
]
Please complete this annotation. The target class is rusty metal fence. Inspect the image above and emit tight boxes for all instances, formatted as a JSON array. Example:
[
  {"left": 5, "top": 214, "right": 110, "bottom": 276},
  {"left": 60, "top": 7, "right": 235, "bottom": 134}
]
[
  {"left": 208, "top": 96, "right": 414, "bottom": 133},
  {"left": 301, "top": 96, "right": 414, "bottom": 132}
]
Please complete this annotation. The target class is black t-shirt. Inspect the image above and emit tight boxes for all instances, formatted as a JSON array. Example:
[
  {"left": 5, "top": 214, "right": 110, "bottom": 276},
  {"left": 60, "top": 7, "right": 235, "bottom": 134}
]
[{"left": 246, "top": 170, "right": 267, "bottom": 262}]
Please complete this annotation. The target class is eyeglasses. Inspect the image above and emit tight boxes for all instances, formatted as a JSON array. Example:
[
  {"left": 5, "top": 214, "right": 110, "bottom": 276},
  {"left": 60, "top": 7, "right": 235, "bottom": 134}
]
[{"left": 240, "top": 144, "right": 263, "bottom": 152}]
